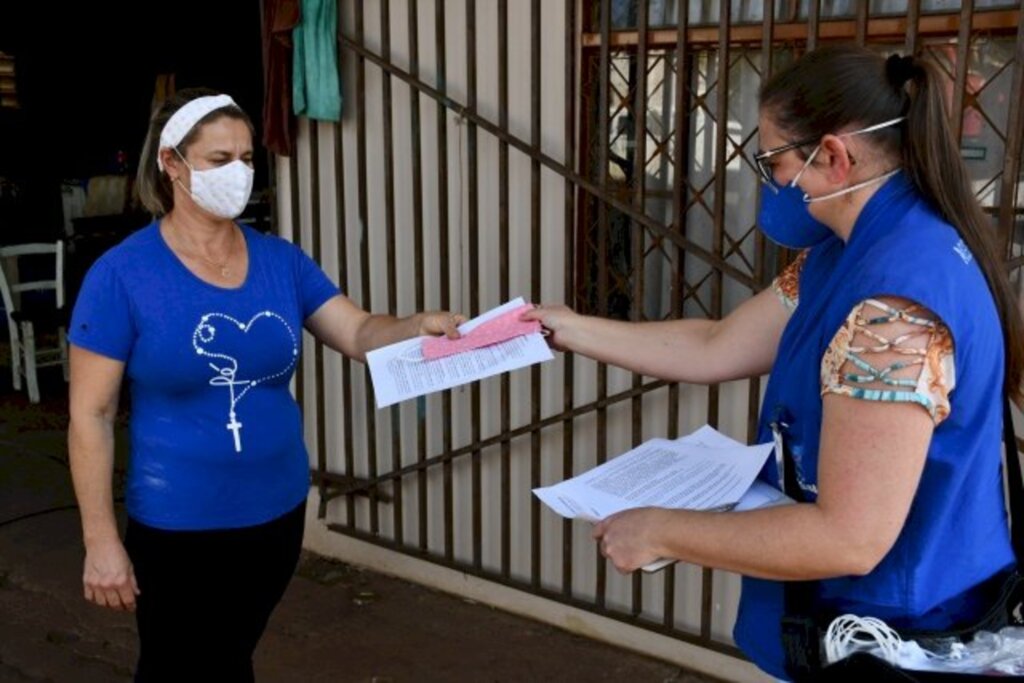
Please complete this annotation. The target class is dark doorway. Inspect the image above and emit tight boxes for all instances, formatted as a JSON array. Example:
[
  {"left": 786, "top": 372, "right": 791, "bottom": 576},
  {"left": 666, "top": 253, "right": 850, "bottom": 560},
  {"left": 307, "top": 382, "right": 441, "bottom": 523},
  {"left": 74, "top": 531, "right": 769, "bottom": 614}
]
[{"left": 0, "top": 1, "right": 267, "bottom": 245}]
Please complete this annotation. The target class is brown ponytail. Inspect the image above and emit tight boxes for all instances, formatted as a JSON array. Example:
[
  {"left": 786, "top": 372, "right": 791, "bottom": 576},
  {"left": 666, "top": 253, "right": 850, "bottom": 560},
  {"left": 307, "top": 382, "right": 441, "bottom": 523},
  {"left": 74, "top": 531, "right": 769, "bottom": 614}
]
[
  {"left": 899, "top": 56, "right": 1024, "bottom": 404},
  {"left": 761, "top": 45, "right": 1024, "bottom": 403}
]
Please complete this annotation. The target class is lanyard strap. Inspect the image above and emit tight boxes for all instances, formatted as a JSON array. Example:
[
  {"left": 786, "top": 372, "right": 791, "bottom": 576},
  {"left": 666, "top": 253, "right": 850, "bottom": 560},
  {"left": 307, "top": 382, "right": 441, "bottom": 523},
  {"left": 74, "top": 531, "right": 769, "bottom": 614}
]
[{"left": 1003, "top": 400, "right": 1024, "bottom": 563}]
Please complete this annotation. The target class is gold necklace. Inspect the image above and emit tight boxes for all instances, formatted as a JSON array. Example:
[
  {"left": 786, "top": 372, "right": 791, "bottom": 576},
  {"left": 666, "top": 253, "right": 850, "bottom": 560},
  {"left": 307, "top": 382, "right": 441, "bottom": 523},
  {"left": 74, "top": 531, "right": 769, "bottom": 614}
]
[{"left": 170, "top": 224, "right": 237, "bottom": 278}]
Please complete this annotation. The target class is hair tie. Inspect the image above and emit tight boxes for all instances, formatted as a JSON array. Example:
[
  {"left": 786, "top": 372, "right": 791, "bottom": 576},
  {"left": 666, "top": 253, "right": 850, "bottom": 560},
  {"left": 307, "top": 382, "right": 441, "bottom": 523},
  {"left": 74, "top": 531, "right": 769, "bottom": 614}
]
[{"left": 885, "top": 54, "right": 916, "bottom": 89}]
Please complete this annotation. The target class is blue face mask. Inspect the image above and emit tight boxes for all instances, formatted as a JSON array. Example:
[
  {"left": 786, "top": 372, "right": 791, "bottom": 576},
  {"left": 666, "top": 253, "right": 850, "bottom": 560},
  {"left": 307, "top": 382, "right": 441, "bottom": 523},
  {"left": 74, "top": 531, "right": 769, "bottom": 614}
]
[{"left": 758, "top": 184, "right": 833, "bottom": 249}]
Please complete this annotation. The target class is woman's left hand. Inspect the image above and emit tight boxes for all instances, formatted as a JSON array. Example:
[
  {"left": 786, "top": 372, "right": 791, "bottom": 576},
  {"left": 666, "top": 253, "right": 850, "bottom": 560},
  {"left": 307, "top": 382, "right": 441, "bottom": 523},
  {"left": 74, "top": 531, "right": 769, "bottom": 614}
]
[
  {"left": 592, "top": 507, "right": 670, "bottom": 573},
  {"left": 417, "top": 311, "right": 467, "bottom": 339}
]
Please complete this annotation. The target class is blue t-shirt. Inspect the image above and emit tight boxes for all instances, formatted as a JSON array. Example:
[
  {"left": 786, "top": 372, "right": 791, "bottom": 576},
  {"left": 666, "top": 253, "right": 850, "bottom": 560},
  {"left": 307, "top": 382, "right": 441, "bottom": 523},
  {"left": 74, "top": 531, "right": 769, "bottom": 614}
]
[{"left": 69, "top": 222, "right": 340, "bottom": 530}]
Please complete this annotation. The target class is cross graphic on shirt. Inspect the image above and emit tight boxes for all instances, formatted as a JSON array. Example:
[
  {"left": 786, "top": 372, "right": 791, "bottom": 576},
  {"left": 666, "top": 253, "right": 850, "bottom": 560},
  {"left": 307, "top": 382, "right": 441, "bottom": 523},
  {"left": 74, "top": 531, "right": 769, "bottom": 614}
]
[
  {"left": 226, "top": 412, "right": 244, "bottom": 453},
  {"left": 192, "top": 311, "right": 299, "bottom": 455}
]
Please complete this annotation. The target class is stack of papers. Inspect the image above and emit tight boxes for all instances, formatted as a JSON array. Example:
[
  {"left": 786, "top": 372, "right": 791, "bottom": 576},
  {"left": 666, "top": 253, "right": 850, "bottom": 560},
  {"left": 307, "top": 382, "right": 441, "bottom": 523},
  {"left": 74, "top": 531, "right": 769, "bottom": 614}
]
[
  {"left": 533, "top": 425, "right": 792, "bottom": 571},
  {"left": 366, "top": 298, "right": 553, "bottom": 408}
]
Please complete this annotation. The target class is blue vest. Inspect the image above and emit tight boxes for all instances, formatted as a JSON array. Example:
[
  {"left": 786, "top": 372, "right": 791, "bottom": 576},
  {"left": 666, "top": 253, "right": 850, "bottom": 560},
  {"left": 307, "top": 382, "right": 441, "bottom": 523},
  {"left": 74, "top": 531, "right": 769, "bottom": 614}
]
[{"left": 733, "top": 174, "right": 1014, "bottom": 680}]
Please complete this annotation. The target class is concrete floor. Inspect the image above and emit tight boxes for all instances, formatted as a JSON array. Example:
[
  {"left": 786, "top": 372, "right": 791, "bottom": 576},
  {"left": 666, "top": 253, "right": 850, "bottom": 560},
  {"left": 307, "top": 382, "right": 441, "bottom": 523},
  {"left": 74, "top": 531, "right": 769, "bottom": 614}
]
[{"left": 0, "top": 361, "right": 724, "bottom": 683}]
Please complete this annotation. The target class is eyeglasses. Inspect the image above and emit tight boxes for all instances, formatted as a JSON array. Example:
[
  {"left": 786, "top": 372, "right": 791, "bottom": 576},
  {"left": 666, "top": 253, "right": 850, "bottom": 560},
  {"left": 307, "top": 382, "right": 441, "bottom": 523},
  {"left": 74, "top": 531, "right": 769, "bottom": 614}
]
[
  {"left": 753, "top": 136, "right": 820, "bottom": 190},
  {"left": 754, "top": 117, "right": 905, "bottom": 192}
]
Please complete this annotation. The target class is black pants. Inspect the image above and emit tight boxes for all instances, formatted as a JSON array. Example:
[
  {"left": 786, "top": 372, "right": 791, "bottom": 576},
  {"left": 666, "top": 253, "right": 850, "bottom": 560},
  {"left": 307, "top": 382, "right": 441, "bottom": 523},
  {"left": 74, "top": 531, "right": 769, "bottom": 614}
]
[{"left": 124, "top": 500, "right": 306, "bottom": 683}]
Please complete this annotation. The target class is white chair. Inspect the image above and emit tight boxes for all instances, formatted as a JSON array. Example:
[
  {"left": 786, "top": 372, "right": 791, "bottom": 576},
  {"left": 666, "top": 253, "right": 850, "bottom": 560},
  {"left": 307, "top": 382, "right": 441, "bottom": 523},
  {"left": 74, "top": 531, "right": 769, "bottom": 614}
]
[{"left": 0, "top": 241, "right": 68, "bottom": 403}]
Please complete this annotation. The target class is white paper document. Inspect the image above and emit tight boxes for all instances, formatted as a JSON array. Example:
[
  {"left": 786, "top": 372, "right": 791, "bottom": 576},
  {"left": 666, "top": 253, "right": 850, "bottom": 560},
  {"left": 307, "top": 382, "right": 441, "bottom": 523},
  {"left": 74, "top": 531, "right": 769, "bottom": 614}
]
[
  {"left": 532, "top": 425, "right": 791, "bottom": 572},
  {"left": 366, "top": 298, "right": 554, "bottom": 409}
]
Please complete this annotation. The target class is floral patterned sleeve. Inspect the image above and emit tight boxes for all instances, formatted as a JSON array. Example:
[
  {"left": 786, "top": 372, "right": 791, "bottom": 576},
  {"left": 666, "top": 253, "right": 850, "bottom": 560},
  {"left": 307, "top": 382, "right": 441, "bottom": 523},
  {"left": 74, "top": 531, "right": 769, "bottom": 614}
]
[
  {"left": 771, "top": 250, "right": 808, "bottom": 313},
  {"left": 820, "top": 296, "right": 955, "bottom": 424}
]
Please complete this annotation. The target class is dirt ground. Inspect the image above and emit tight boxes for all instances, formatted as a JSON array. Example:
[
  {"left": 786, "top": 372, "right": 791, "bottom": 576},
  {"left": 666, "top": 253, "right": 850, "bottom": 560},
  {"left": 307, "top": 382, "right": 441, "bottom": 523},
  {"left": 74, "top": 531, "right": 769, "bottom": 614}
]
[{"left": 0, "top": 360, "right": 724, "bottom": 683}]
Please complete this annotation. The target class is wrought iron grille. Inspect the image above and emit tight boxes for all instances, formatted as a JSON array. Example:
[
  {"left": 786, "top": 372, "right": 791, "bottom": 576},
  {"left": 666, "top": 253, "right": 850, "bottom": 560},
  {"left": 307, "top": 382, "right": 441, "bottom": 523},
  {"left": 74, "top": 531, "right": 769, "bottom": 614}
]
[{"left": 282, "top": 0, "right": 1024, "bottom": 667}]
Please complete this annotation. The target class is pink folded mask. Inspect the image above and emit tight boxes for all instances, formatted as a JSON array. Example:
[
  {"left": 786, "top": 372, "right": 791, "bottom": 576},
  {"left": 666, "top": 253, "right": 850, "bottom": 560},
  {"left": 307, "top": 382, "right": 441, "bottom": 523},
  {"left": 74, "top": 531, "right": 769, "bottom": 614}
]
[{"left": 421, "top": 304, "right": 541, "bottom": 360}]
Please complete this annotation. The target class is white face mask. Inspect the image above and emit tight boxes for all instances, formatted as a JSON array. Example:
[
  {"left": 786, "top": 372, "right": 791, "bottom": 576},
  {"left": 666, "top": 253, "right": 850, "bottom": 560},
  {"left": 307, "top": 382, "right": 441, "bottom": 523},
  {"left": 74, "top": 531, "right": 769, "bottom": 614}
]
[
  {"left": 790, "top": 116, "right": 905, "bottom": 203},
  {"left": 174, "top": 149, "right": 254, "bottom": 219}
]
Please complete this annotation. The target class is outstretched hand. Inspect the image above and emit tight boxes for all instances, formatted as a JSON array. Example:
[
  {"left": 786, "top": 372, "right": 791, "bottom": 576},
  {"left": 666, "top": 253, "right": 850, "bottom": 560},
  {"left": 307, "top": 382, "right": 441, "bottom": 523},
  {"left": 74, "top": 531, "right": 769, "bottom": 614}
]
[
  {"left": 520, "top": 304, "right": 579, "bottom": 352},
  {"left": 417, "top": 311, "right": 467, "bottom": 339}
]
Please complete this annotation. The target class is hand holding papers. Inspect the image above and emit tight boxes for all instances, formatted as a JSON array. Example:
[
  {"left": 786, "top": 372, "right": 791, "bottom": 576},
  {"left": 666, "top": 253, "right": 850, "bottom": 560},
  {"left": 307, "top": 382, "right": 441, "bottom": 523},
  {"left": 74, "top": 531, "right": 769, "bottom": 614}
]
[
  {"left": 422, "top": 303, "right": 541, "bottom": 360},
  {"left": 366, "top": 298, "right": 554, "bottom": 408},
  {"left": 532, "top": 425, "right": 793, "bottom": 572}
]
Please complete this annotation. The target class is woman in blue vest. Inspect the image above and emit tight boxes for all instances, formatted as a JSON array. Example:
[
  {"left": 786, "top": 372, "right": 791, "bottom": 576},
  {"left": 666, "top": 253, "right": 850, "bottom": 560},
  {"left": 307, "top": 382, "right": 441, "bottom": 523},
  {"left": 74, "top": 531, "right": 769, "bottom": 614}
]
[
  {"left": 526, "top": 46, "right": 1024, "bottom": 680},
  {"left": 67, "top": 89, "right": 463, "bottom": 682}
]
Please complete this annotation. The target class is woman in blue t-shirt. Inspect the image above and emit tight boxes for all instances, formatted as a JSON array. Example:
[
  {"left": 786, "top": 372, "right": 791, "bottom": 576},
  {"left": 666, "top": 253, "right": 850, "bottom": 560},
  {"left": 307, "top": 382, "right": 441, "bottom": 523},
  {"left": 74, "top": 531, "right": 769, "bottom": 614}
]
[
  {"left": 67, "top": 89, "right": 464, "bottom": 683},
  {"left": 524, "top": 47, "right": 1024, "bottom": 680}
]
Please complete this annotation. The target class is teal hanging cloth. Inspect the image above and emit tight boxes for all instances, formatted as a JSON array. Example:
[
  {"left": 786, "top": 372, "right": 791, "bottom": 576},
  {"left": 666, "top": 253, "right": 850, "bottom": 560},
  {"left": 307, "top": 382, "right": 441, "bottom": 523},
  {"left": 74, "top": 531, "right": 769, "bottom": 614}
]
[{"left": 292, "top": 0, "right": 342, "bottom": 121}]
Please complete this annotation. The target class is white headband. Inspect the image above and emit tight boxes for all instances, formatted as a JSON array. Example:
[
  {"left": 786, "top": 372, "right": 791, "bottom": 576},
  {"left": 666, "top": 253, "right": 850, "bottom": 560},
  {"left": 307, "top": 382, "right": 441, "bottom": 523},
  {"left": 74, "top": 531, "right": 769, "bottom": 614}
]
[{"left": 157, "top": 94, "right": 237, "bottom": 171}]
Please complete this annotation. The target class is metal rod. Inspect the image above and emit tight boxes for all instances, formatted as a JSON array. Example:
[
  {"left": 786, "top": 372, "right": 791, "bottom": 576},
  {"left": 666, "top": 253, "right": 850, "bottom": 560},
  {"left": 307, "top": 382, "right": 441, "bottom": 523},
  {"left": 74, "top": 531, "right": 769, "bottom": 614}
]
[
  {"left": 701, "top": 0, "right": 732, "bottom": 643},
  {"left": 380, "top": 0, "right": 404, "bottom": 546},
  {"left": 309, "top": 119, "right": 328, "bottom": 518},
  {"left": 951, "top": 0, "right": 975, "bottom": 142},
  {"left": 996, "top": 1, "right": 1024, "bottom": 252},
  {"left": 313, "top": 471, "right": 393, "bottom": 504},
  {"left": 750, "top": 0, "right": 778, "bottom": 455},
  {"left": 530, "top": 0, "right": 544, "bottom": 591},
  {"left": 594, "top": 0, "right": 612, "bottom": 610},
  {"left": 354, "top": 1, "right": 380, "bottom": 535},
  {"left": 664, "top": 0, "right": 693, "bottom": 631},
  {"left": 499, "top": 0, "right": 513, "bottom": 581},
  {"left": 435, "top": 0, "right": 455, "bottom": 563},
  {"left": 466, "top": 0, "right": 483, "bottom": 571},
  {"left": 905, "top": 0, "right": 922, "bottom": 54},
  {"left": 807, "top": 0, "right": 821, "bottom": 51},
  {"left": 855, "top": 0, "right": 868, "bottom": 46},
  {"left": 561, "top": 0, "right": 577, "bottom": 598},
  {"left": 629, "top": 0, "right": 650, "bottom": 619},
  {"left": 407, "top": 0, "right": 430, "bottom": 553},
  {"left": 330, "top": 60, "right": 356, "bottom": 526}
]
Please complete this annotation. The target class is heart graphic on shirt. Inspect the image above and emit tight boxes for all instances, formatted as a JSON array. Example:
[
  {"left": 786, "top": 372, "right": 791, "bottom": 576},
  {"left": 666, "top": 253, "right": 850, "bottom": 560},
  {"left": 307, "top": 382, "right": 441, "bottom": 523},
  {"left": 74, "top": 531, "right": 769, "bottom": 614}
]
[
  {"left": 191, "top": 311, "right": 299, "bottom": 453},
  {"left": 193, "top": 311, "right": 298, "bottom": 384}
]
